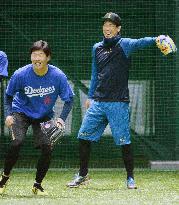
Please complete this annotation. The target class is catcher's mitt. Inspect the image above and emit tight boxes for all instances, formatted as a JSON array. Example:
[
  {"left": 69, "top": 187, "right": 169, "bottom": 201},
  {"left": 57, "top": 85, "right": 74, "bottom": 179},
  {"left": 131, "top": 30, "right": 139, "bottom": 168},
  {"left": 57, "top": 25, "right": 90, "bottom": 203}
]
[
  {"left": 156, "top": 35, "right": 177, "bottom": 55},
  {"left": 40, "top": 119, "right": 65, "bottom": 146}
]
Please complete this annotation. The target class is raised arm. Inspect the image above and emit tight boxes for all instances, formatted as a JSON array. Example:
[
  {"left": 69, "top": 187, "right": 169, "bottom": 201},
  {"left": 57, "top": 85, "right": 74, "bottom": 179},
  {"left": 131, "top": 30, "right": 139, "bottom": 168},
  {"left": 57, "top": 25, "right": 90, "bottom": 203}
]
[{"left": 120, "top": 37, "right": 156, "bottom": 57}]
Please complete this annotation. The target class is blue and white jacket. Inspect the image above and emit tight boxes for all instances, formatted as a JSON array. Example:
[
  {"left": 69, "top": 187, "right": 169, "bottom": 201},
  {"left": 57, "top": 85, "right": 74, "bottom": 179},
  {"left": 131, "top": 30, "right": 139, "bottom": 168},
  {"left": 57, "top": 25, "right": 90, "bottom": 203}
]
[{"left": 88, "top": 35, "right": 156, "bottom": 102}]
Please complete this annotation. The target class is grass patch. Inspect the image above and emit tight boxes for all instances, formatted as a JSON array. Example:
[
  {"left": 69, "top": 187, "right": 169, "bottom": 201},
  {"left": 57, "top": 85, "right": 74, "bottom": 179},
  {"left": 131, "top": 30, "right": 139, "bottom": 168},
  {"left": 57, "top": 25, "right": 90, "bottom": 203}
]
[{"left": 0, "top": 170, "right": 178, "bottom": 205}]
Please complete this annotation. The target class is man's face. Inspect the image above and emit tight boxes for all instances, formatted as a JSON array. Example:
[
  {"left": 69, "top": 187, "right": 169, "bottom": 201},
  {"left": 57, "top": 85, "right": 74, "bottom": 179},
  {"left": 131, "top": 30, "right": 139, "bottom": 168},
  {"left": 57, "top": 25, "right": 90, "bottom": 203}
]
[
  {"left": 31, "top": 50, "right": 50, "bottom": 70},
  {"left": 103, "top": 21, "right": 121, "bottom": 38}
]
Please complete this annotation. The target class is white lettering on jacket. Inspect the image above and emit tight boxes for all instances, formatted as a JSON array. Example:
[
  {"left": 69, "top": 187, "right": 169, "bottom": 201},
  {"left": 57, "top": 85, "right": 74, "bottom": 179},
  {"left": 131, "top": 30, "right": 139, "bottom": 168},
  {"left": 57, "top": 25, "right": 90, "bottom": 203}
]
[{"left": 24, "top": 86, "right": 55, "bottom": 97}]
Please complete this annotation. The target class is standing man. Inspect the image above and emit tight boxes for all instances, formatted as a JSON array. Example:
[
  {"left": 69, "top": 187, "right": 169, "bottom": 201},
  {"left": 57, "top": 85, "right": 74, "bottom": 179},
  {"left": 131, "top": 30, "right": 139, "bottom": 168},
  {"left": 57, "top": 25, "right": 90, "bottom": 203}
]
[
  {"left": 0, "top": 40, "right": 74, "bottom": 195},
  {"left": 0, "top": 51, "right": 8, "bottom": 81},
  {"left": 67, "top": 12, "right": 176, "bottom": 189}
]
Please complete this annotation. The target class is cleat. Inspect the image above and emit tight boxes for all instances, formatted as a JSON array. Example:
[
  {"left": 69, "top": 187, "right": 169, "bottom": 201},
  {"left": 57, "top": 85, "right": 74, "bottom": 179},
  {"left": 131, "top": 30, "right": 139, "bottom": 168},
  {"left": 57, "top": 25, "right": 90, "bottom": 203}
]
[
  {"left": 0, "top": 174, "right": 9, "bottom": 195},
  {"left": 66, "top": 173, "right": 90, "bottom": 188},
  {"left": 127, "top": 177, "right": 137, "bottom": 189},
  {"left": 32, "top": 183, "right": 47, "bottom": 196}
]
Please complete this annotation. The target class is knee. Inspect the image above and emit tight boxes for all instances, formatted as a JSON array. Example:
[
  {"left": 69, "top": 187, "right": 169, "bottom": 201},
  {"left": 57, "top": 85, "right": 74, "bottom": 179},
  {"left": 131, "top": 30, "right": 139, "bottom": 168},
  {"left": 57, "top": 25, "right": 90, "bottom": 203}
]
[
  {"left": 10, "top": 139, "right": 23, "bottom": 148},
  {"left": 121, "top": 144, "right": 133, "bottom": 158},
  {"left": 6, "top": 139, "right": 22, "bottom": 158},
  {"left": 41, "top": 144, "right": 52, "bottom": 156},
  {"left": 79, "top": 139, "right": 91, "bottom": 146}
]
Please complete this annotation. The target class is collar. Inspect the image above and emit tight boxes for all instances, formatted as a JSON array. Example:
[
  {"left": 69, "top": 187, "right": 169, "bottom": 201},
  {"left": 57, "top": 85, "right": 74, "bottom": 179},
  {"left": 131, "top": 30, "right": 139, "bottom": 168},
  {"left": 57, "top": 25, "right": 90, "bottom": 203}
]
[{"left": 103, "top": 35, "right": 121, "bottom": 48}]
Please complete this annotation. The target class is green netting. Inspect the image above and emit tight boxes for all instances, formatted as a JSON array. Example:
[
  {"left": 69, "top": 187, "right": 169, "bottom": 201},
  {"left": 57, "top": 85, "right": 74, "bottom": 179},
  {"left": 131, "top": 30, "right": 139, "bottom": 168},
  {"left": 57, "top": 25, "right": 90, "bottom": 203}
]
[{"left": 0, "top": 0, "right": 178, "bottom": 168}]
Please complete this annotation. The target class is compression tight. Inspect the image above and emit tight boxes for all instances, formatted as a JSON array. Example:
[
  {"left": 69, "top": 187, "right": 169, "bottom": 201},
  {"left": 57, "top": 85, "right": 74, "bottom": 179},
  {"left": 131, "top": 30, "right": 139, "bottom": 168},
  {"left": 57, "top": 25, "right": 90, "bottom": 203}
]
[
  {"left": 121, "top": 144, "right": 134, "bottom": 179},
  {"left": 35, "top": 144, "right": 52, "bottom": 183},
  {"left": 79, "top": 140, "right": 134, "bottom": 179},
  {"left": 79, "top": 139, "right": 91, "bottom": 177},
  {"left": 4, "top": 140, "right": 22, "bottom": 176}
]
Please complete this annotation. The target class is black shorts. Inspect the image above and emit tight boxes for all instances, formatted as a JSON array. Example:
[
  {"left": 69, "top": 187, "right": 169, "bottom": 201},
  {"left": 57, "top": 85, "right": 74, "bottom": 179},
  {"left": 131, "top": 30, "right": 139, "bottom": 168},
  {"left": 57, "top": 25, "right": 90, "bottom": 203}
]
[{"left": 11, "top": 112, "right": 51, "bottom": 148}]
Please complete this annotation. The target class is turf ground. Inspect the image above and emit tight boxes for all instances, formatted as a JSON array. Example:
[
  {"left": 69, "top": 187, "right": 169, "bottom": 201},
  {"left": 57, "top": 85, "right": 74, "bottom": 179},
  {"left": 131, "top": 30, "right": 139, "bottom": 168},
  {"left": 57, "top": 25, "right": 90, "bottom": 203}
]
[{"left": 0, "top": 169, "right": 178, "bottom": 205}]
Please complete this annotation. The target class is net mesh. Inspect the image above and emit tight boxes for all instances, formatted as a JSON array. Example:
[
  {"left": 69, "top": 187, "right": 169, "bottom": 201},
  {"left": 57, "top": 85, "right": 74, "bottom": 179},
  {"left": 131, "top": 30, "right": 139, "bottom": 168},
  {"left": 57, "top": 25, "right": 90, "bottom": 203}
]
[{"left": 0, "top": 0, "right": 178, "bottom": 168}]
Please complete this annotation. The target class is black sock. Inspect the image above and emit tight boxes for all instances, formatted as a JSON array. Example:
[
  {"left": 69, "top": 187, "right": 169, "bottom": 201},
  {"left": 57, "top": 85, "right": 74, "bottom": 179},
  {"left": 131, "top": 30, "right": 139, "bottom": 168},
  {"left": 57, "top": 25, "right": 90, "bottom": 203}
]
[
  {"left": 35, "top": 145, "right": 52, "bottom": 183},
  {"left": 121, "top": 144, "right": 134, "bottom": 179},
  {"left": 79, "top": 139, "right": 91, "bottom": 177}
]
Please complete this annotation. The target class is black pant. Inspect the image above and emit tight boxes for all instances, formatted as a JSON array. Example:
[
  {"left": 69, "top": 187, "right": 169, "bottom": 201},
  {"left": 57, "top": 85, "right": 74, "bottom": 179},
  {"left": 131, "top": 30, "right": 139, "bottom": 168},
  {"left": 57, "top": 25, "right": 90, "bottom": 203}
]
[{"left": 3, "top": 112, "right": 52, "bottom": 183}]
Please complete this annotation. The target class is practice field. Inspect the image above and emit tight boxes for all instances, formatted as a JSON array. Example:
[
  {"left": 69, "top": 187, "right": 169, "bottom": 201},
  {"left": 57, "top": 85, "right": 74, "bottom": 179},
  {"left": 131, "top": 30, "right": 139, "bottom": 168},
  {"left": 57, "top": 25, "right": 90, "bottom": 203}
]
[{"left": 0, "top": 170, "right": 178, "bottom": 205}]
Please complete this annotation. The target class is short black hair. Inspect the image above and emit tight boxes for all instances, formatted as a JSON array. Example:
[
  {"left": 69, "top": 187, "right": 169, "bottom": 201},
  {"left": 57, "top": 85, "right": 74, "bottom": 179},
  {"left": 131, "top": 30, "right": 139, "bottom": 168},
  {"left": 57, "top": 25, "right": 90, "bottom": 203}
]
[
  {"left": 102, "top": 12, "right": 121, "bottom": 27},
  {"left": 30, "top": 40, "right": 51, "bottom": 57}
]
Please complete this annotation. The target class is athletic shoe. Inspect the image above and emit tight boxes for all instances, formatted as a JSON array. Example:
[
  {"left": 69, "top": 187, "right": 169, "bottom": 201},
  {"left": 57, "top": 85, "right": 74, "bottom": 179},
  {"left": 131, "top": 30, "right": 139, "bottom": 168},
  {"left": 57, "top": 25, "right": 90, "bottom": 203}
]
[
  {"left": 127, "top": 177, "right": 137, "bottom": 189},
  {"left": 0, "top": 174, "right": 9, "bottom": 195},
  {"left": 32, "top": 183, "right": 47, "bottom": 196},
  {"left": 66, "top": 173, "right": 89, "bottom": 188}
]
